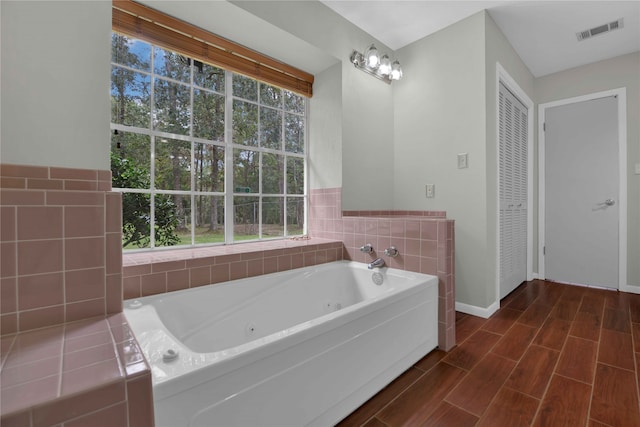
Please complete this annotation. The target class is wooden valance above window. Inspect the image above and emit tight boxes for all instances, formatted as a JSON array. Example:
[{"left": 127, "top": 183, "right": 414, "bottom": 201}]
[{"left": 112, "top": 0, "right": 314, "bottom": 97}]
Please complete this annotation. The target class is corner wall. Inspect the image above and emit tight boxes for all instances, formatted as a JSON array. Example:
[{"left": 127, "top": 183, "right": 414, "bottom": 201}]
[
  {"left": 394, "top": 12, "right": 490, "bottom": 308},
  {"left": 393, "top": 11, "right": 535, "bottom": 312}
]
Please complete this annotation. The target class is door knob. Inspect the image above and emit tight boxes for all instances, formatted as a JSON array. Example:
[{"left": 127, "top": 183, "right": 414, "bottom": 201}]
[{"left": 603, "top": 199, "right": 615, "bottom": 206}]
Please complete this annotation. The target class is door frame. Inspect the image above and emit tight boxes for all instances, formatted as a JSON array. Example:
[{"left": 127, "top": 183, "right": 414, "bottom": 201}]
[
  {"left": 538, "top": 88, "right": 627, "bottom": 291},
  {"left": 495, "top": 63, "right": 535, "bottom": 306}
]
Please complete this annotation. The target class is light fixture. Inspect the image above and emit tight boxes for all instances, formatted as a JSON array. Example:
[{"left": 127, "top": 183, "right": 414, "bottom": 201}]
[
  {"left": 390, "top": 60, "right": 403, "bottom": 81},
  {"left": 350, "top": 44, "right": 403, "bottom": 84},
  {"left": 364, "top": 44, "right": 380, "bottom": 68},
  {"left": 378, "top": 54, "right": 391, "bottom": 75}
]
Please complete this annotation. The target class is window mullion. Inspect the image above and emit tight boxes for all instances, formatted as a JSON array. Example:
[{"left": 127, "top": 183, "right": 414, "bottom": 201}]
[
  {"left": 190, "top": 62, "right": 196, "bottom": 247},
  {"left": 257, "top": 84, "right": 263, "bottom": 241},
  {"left": 282, "top": 94, "right": 288, "bottom": 236},
  {"left": 224, "top": 71, "right": 235, "bottom": 244},
  {"left": 149, "top": 48, "right": 156, "bottom": 249},
  {"left": 303, "top": 100, "right": 310, "bottom": 236}
]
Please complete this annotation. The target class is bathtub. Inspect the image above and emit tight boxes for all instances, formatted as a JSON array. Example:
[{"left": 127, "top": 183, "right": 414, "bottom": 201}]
[{"left": 124, "top": 260, "right": 438, "bottom": 426}]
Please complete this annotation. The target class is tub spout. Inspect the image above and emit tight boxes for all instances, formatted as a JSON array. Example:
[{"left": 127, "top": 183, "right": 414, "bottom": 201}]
[{"left": 367, "top": 258, "right": 385, "bottom": 269}]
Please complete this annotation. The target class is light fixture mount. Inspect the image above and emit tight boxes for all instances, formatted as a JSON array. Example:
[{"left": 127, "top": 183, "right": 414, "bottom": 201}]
[{"left": 350, "top": 44, "right": 402, "bottom": 84}]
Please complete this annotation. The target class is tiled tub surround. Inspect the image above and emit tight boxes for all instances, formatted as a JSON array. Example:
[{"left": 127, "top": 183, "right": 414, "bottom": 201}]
[
  {"left": 0, "top": 314, "right": 153, "bottom": 427},
  {"left": 122, "top": 239, "right": 344, "bottom": 299},
  {"left": 0, "top": 164, "right": 453, "bottom": 425},
  {"left": 309, "top": 188, "right": 456, "bottom": 351},
  {"left": 0, "top": 164, "right": 150, "bottom": 426}
]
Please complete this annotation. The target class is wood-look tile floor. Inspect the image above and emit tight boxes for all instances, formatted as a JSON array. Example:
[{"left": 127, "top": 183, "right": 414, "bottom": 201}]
[{"left": 337, "top": 280, "right": 640, "bottom": 427}]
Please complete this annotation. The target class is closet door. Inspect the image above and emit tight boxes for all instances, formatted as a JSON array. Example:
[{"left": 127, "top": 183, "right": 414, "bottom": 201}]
[{"left": 499, "top": 82, "right": 528, "bottom": 299}]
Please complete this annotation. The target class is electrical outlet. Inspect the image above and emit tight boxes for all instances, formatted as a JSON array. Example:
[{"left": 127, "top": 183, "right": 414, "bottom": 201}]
[
  {"left": 425, "top": 184, "right": 435, "bottom": 198},
  {"left": 457, "top": 153, "right": 469, "bottom": 169}
]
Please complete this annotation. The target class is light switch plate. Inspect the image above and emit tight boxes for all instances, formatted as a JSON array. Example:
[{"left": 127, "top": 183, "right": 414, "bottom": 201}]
[
  {"left": 457, "top": 153, "right": 469, "bottom": 169},
  {"left": 425, "top": 184, "right": 435, "bottom": 198},
  {"left": 635, "top": 162, "right": 640, "bottom": 175}
]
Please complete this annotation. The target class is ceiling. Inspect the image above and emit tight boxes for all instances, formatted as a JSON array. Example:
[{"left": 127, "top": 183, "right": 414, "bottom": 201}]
[{"left": 321, "top": 0, "right": 640, "bottom": 77}]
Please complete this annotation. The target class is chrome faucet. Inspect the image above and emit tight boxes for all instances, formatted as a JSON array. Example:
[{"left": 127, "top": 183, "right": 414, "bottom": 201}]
[
  {"left": 360, "top": 244, "right": 374, "bottom": 254},
  {"left": 367, "top": 258, "right": 385, "bottom": 269}
]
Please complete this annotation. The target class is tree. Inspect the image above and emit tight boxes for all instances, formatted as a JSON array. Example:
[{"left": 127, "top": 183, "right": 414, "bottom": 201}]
[
  {"left": 110, "top": 152, "right": 180, "bottom": 248},
  {"left": 192, "top": 63, "right": 225, "bottom": 232},
  {"left": 111, "top": 34, "right": 150, "bottom": 129}
]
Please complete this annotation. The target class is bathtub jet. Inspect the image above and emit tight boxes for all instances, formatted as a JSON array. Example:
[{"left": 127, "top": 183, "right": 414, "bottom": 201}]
[{"left": 124, "top": 260, "right": 438, "bottom": 427}]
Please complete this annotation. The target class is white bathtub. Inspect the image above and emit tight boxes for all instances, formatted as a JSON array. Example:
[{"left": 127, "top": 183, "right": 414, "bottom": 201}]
[{"left": 124, "top": 260, "right": 438, "bottom": 427}]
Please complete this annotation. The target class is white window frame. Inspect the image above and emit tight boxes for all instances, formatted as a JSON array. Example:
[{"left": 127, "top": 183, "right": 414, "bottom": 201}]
[{"left": 110, "top": 35, "right": 308, "bottom": 250}]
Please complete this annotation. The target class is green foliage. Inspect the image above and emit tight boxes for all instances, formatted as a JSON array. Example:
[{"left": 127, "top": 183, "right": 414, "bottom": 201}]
[
  {"left": 154, "top": 194, "right": 181, "bottom": 247},
  {"left": 110, "top": 151, "right": 180, "bottom": 248}
]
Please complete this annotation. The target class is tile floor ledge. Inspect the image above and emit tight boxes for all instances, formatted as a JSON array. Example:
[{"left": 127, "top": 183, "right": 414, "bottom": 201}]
[
  {"left": 121, "top": 238, "right": 345, "bottom": 300},
  {"left": 0, "top": 314, "right": 153, "bottom": 426}
]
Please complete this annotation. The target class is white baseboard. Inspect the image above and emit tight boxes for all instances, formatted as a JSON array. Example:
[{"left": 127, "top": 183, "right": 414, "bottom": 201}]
[
  {"left": 456, "top": 281, "right": 639, "bottom": 318},
  {"left": 455, "top": 301, "right": 499, "bottom": 319},
  {"left": 620, "top": 284, "right": 640, "bottom": 294},
  {"left": 539, "top": 276, "right": 639, "bottom": 294}
]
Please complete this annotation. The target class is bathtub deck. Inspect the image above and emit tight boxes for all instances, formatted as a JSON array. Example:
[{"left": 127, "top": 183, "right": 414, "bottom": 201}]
[
  {"left": 0, "top": 314, "right": 153, "bottom": 426},
  {"left": 337, "top": 279, "right": 640, "bottom": 427}
]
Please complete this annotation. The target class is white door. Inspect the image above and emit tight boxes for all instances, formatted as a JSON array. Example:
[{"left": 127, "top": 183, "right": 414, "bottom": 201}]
[
  {"left": 499, "top": 82, "right": 528, "bottom": 298},
  {"left": 544, "top": 95, "right": 619, "bottom": 288}
]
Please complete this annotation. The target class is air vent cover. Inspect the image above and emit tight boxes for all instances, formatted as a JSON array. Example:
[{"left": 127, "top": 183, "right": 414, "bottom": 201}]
[{"left": 577, "top": 18, "right": 624, "bottom": 41}]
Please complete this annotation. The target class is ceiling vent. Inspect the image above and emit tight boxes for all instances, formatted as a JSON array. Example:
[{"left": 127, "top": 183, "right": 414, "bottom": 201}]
[{"left": 577, "top": 18, "right": 624, "bottom": 41}]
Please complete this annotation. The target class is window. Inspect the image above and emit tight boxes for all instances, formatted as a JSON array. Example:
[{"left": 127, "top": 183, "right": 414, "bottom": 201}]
[{"left": 110, "top": 34, "right": 307, "bottom": 249}]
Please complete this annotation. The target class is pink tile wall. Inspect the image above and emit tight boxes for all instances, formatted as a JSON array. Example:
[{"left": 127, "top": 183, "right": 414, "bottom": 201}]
[
  {"left": 0, "top": 164, "right": 123, "bottom": 335},
  {"left": 342, "top": 210, "right": 447, "bottom": 218},
  {"left": 0, "top": 164, "right": 147, "bottom": 427},
  {"left": 309, "top": 188, "right": 456, "bottom": 351},
  {"left": 122, "top": 239, "right": 343, "bottom": 299}
]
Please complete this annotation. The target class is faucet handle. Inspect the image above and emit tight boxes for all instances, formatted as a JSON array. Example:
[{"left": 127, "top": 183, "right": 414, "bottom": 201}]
[
  {"left": 384, "top": 246, "right": 399, "bottom": 257},
  {"left": 360, "top": 244, "right": 374, "bottom": 253}
]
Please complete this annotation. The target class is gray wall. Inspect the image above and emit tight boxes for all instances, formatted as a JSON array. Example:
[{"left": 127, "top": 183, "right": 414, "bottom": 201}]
[
  {"left": 393, "top": 12, "right": 490, "bottom": 307},
  {"left": 393, "top": 11, "right": 535, "bottom": 309},
  {"left": 2, "top": 0, "right": 636, "bottom": 309},
  {"left": 1, "top": 1, "right": 111, "bottom": 170},
  {"left": 309, "top": 63, "right": 342, "bottom": 190}
]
